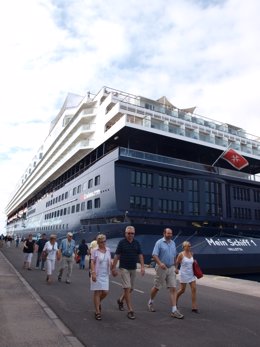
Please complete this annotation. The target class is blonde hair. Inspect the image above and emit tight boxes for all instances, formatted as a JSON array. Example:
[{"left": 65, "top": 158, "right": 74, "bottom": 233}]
[
  {"left": 182, "top": 241, "right": 191, "bottom": 249},
  {"left": 97, "top": 234, "right": 106, "bottom": 243}
]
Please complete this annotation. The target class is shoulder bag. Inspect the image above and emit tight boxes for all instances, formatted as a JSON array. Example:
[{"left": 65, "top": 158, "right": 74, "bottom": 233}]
[{"left": 193, "top": 259, "right": 203, "bottom": 279}]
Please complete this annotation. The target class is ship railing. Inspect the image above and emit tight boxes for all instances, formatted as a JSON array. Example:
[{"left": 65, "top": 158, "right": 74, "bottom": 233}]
[
  {"left": 119, "top": 147, "right": 259, "bottom": 182},
  {"left": 111, "top": 102, "right": 260, "bottom": 155},
  {"left": 105, "top": 90, "right": 260, "bottom": 153}
]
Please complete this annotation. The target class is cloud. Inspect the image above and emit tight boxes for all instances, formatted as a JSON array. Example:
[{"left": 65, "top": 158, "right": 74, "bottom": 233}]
[{"left": 0, "top": 0, "right": 260, "bottom": 231}]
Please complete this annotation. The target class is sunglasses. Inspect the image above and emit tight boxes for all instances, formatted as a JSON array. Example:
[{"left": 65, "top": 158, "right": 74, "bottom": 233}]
[{"left": 127, "top": 233, "right": 135, "bottom": 235}]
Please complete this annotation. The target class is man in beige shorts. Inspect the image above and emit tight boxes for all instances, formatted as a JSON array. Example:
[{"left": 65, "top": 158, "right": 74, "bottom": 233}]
[
  {"left": 112, "top": 226, "right": 145, "bottom": 320},
  {"left": 148, "top": 228, "right": 184, "bottom": 319}
]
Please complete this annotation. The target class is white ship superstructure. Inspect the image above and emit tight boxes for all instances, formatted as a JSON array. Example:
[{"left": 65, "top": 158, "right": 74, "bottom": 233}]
[{"left": 5, "top": 86, "right": 260, "bottom": 229}]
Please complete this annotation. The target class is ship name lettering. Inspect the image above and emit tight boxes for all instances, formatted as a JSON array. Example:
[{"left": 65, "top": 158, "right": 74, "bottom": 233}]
[
  {"left": 205, "top": 238, "right": 228, "bottom": 246},
  {"left": 227, "top": 239, "right": 251, "bottom": 247}
]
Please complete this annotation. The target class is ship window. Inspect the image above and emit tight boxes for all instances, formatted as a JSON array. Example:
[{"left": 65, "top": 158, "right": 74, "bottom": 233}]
[
  {"left": 55, "top": 197, "right": 58, "bottom": 203},
  {"left": 188, "top": 179, "right": 200, "bottom": 216},
  {"left": 130, "top": 195, "right": 153, "bottom": 211},
  {"left": 87, "top": 200, "right": 92, "bottom": 209},
  {"left": 159, "top": 199, "right": 183, "bottom": 215},
  {"left": 255, "top": 209, "right": 260, "bottom": 220},
  {"left": 63, "top": 208, "right": 67, "bottom": 215},
  {"left": 76, "top": 204, "right": 80, "bottom": 212},
  {"left": 159, "top": 175, "right": 183, "bottom": 192},
  {"left": 52, "top": 199, "right": 55, "bottom": 204},
  {"left": 145, "top": 103, "right": 154, "bottom": 110},
  {"left": 131, "top": 170, "right": 153, "bottom": 188},
  {"left": 88, "top": 179, "right": 93, "bottom": 188},
  {"left": 67, "top": 206, "right": 70, "bottom": 214},
  {"left": 65, "top": 192, "right": 68, "bottom": 199},
  {"left": 81, "top": 202, "right": 85, "bottom": 211},
  {"left": 77, "top": 185, "right": 81, "bottom": 193},
  {"left": 233, "top": 207, "right": 251, "bottom": 219},
  {"left": 57, "top": 210, "right": 60, "bottom": 217},
  {"left": 232, "top": 186, "right": 250, "bottom": 201},
  {"left": 254, "top": 190, "right": 260, "bottom": 202},
  {"left": 94, "top": 198, "right": 101, "bottom": 208},
  {"left": 73, "top": 187, "right": 77, "bottom": 196},
  {"left": 71, "top": 205, "right": 75, "bottom": 213},
  {"left": 205, "top": 181, "right": 222, "bottom": 217},
  {"left": 60, "top": 209, "right": 63, "bottom": 216},
  {"left": 95, "top": 175, "right": 100, "bottom": 186}
]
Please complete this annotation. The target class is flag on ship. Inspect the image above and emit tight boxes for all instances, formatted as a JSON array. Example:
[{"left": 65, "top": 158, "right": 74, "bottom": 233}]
[{"left": 221, "top": 148, "right": 249, "bottom": 170}]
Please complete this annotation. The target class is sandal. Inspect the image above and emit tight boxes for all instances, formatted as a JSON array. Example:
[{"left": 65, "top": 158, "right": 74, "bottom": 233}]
[
  {"left": 127, "top": 311, "right": 136, "bottom": 320},
  {"left": 117, "top": 299, "right": 124, "bottom": 311},
  {"left": 95, "top": 313, "right": 102, "bottom": 320}
]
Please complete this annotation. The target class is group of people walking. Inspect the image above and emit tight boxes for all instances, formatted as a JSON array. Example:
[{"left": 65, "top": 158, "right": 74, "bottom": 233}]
[
  {"left": 22, "top": 232, "right": 77, "bottom": 284},
  {"left": 90, "top": 226, "right": 199, "bottom": 321},
  {"left": 20, "top": 226, "right": 199, "bottom": 321}
]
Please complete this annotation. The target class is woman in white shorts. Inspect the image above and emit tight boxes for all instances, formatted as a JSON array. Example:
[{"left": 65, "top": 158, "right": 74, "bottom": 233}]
[
  {"left": 175, "top": 241, "right": 198, "bottom": 312},
  {"left": 43, "top": 234, "right": 59, "bottom": 284},
  {"left": 90, "top": 234, "right": 112, "bottom": 320}
]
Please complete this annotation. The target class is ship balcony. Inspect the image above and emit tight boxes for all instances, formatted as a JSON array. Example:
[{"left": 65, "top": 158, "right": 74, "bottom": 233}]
[
  {"left": 253, "top": 146, "right": 260, "bottom": 156},
  {"left": 241, "top": 143, "right": 252, "bottom": 154},
  {"left": 79, "top": 108, "right": 96, "bottom": 116},
  {"left": 99, "top": 88, "right": 260, "bottom": 156}
]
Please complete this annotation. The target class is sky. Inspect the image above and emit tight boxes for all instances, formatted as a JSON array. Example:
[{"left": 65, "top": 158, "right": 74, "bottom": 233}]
[{"left": 0, "top": 0, "right": 259, "bottom": 233}]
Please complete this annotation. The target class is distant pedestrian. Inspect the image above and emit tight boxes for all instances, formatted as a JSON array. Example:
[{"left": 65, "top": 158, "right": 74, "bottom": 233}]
[
  {"left": 23, "top": 234, "right": 36, "bottom": 270},
  {"left": 15, "top": 236, "right": 20, "bottom": 248},
  {"left": 43, "top": 234, "right": 59, "bottom": 284},
  {"left": 58, "top": 232, "right": 76, "bottom": 284},
  {"left": 111, "top": 226, "right": 145, "bottom": 320},
  {"left": 6, "top": 235, "right": 12, "bottom": 248},
  {"left": 77, "top": 239, "right": 89, "bottom": 269},
  {"left": 176, "top": 241, "right": 198, "bottom": 313},
  {"left": 88, "top": 236, "right": 98, "bottom": 276},
  {"left": 35, "top": 233, "right": 47, "bottom": 270},
  {"left": 90, "top": 234, "right": 112, "bottom": 320},
  {"left": 148, "top": 228, "right": 184, "bottom": 319}
]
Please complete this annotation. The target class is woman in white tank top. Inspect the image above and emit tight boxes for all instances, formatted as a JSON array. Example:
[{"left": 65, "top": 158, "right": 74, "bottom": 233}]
[{"left": 175, "top": 241, "right": 198, "bottom": 313}]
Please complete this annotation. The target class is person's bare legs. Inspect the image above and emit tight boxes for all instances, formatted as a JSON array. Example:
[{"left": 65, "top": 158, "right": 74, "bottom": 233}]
[
  {"left": 176, "top": 283, "right": 187, "bottom": 305},
  {"left": 190, "top": 281, "right": 197, "bottom": 310},
  {"left": 150, "top": 286, "right": 159, "bottom": 300},
  {"left": 169, "top": 287, "right": 178, "bottom": 306},
  {"left": 100, "top": 290, "right": 108, "bottom": 303},
  {"left": 124, "top": 288, "right": 133, "bottom": 312},
  {"left": 94, "top": 291, "right": 101, "bottom": 314}
]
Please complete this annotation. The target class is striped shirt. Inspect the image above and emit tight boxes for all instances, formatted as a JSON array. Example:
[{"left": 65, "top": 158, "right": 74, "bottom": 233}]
[{"left": 115, "top": 238, "right": 142, "bottom": 270}]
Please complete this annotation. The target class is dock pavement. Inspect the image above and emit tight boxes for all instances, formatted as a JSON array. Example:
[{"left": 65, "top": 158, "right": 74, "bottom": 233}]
[{"left": 1, "top": 244, "right": 260, "bottom": 347}]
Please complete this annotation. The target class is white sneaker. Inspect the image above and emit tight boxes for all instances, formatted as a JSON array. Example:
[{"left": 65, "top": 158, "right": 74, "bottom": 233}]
[
  {"left": 171, "top": 310, "right": 184, "bottom": 319},
  {"left": 148, "top": 303, "right": 156, "bottom": 312}
]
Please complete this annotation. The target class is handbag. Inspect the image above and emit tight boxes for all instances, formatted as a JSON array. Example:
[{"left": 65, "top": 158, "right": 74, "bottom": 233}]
[
  {"left": 75, "top": 254, "right": 81, "bottom": 264},
  {"left": 193, "top": 259, "right": 203, "bottom": 279},
  {"left": 41, "top": 250, "right": 48, "bottom": 261}
]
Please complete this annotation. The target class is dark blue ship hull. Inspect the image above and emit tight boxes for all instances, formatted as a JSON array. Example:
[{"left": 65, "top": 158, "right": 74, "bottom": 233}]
[{"left": 105, "top": 233, "right": 260, "bottom": 275}]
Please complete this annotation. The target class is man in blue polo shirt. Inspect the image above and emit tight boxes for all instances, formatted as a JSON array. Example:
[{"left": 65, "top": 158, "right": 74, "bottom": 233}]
[
  {"left": 112, "top": 226, "right": 145, "bottom": 320},
  {"left": 148, "top": 228, "right": 184, "bottom": 319}
]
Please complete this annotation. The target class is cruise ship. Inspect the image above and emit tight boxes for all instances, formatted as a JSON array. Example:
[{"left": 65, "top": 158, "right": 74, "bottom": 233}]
[{"left": 5, "top": 86, "right": 260, "bottom": 274}]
